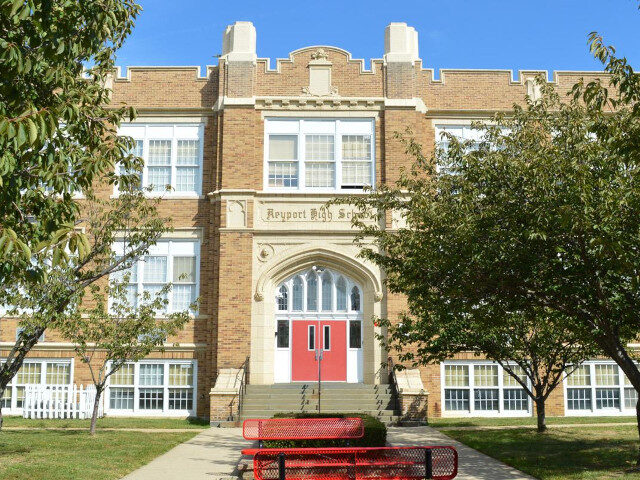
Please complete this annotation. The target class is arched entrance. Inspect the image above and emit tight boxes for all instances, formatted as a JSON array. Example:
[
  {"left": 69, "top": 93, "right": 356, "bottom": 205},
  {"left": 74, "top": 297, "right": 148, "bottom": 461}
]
[{"left": 273, "top": 267, "right": 364, "bottom": 383}]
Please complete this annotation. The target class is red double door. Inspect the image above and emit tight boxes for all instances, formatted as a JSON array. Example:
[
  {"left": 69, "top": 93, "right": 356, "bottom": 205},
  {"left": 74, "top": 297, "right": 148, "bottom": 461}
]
[{"left": 291, "top": 320, "right": 347, "bottom": 382}]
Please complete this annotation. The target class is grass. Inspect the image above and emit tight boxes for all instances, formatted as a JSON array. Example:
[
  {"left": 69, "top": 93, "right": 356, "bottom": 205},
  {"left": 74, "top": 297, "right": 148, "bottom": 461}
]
[
  {"left": 1, "top": 415, "right": 209, "bottom": 430},
  {"left": 0, "top": 429, "right": 199, "bottom": 480},
  {"left": 429, "top": 416, "right": 637, "bottom": 428},
  {"left": 441, "top": 425, "right": 640, "bottom": 479}
]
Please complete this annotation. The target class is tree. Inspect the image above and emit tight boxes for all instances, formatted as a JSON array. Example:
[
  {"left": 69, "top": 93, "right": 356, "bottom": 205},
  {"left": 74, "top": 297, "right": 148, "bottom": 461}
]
[
  {"left": 0, "top": 188, "right": 168, "bottom": 430},
  {"left": 0, "top": 0, "right": 141, "bottom": 325},
  {"left": 346, "top": 34, "right": 640, "bottom": 459},
  {"left": 60, "top": 277, "right": 191, "bottom": 435}
]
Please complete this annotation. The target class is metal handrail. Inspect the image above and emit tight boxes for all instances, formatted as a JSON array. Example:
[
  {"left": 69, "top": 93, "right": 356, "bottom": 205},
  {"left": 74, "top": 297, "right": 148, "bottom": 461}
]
[
  {"left": 387, "top": 356, "right": 401, "bottom": 412},
  {"left": 236, "top": 356, "right": 250, "bottom": 419}
]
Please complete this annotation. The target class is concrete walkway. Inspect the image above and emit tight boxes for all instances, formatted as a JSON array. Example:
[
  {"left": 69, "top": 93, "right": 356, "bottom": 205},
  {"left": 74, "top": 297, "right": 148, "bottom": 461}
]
[
  {"left": 121, "top": 426, "right": 535, "bottom": 480},
  {"left": 388, "top": 426, "right": 535, "bottom": 480},
  {"left": 121, "top": 427, "right": 246, "bottom": 480}
]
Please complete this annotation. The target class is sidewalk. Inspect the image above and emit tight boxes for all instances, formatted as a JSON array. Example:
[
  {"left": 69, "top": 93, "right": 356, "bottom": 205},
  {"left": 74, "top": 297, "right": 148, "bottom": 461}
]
[
  {"left": 121, "top": 425, "right": 535, "bottom": 480},
  {"left": 388, "top": 426, "right": 535, "bottom": 480},
  {"left": 121, "top": 427, "right": 246, "bottom": 480}
]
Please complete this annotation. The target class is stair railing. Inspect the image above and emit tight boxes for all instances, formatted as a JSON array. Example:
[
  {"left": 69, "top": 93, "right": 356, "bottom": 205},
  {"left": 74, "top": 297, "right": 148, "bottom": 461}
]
[
  {"left": 387, "top": 356, "right": 401, "bottom": 412},
  {"left": 235, "top": 356, "right": 250, "bottom": 420}
]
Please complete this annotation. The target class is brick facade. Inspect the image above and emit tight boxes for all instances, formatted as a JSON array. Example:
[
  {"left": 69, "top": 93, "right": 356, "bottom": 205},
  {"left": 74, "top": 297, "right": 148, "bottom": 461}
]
[{"left": 1, "top": 21, "right": 620, "bottom": 422}]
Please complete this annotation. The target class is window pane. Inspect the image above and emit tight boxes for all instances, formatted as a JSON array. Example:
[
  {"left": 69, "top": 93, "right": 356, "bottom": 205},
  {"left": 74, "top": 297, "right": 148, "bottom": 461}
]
[
  {"left": 474, "top": 389, "right": 499, "bottom": 410},
  {"left": 277, "top": 285, "right": 288, "bottom": 311},
  {"left": 168, "top": 388, "right": 193, "bottom": 410},
  {"left": 350, "top": 286, "right": 360, "bottom": 311},
  {"left": 176, "top": 167, "right": 198, "bottom": 192},
  {"left": 277, "top": 320, "right": 289, "bottom": 348},
  {"left": 308, "top": 325, "right": 316, "bottom": 351},
  {"left": 349, "top": 320, "right": 362, "bottom": 349},
  {"left": 144, "top": 256, "right": 167, "bottom": 283},
  {"left": 1, "top": 388, "right": 11, "bottom": 409},
  {"left": 16, "top": 386, "right": 25, "bottom": 408},
  {"left": 306, "top": 273, "right": 318, "bottom": 311},
  {"left": 46, "top": 363, "right": 70, "bottom": 384},
  {"left": 173, "top": 257, "right": 196, "bottom": 283},
  {"left": 567, "top": 388, "right": 592, "bottom": 410},
  {"left": 323, "top": 325, "right": 330, "bottom": 350},
  {"left": 17, "top": 363, "right": 41, "bottom": 384},
  {"left": 169, "top": 364, "right": 193, "bottom": 386},
  {"left": 342, "top": 162, "right": 372, "bottom": 186},
  {"left": 321, "top": 272, "right": 332, "bottom": 311},
  {"left": 342, "top": 135, "right": 371, "bottom": 160},
  {"left": 305, "top": 135, "right": 334, "bottom": 160},
  {"left": 173, "top": 284, "right": 195, "bottom": 311},
  {"left": 292, "top": 277, "right": 303, "bottom": 311},
  {"left": 176, "top": 140, "right": 199, "bottom": 165},
  {"left": 147, "top": 167, "right": 171, "bottom": 192},
  {"left": 474, "top": 365, "right": 498, "bottom": 387},
  {"left": 596, "top": 388, "right": 620, "bottom": 409},
  {"left": 305, "top": 162, "right": 335, "bottom": 188},
  {"left": 112, "top": 364, "right": 135, "bottom": 386},
  {"left": 567, "top": 365, "right": 591, "bottom": 386},
  {"left": 269, "top": 161, "right": 298, "bottom": 187},
  {"left": 139, "top": 364, "right": 164, "bottom": 386},
  {"left": 503, "top": 365, "right": 527, "bottom": 387},
  {"left": 444, "top": 389, "right": 469, "bottom": 411},
  {"left": 503, "top": 389, "right": 528, "bottom": 411},
  {"left": 148, "top": 140, "right": 171, "bottom": 165},
  {"left": 444, "top": 365, "right": 469, "bottom": 387},
  {"left": 595, "top": 364, "right": 619, "bottom": 386},
  {"left": 269, "top": 135, "right": 297, "bottom": 160},
  {"left": 139, "top": 388, "right": 164, "bottom": 409},
  {"left": 625, "top": 388, "right": 638, "bottom": 409},
  {"left": 336, "top": 277, "right": 347, "bottom": 311},
  {"left": 109, "top": 387, "right": 134, "bottom": 410}
]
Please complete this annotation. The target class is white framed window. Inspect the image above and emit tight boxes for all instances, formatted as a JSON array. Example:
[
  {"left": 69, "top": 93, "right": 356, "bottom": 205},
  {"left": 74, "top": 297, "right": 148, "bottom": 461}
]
[
  {"left": 111, "top": 240, "right": 200, "bottom": 315},
  {"left": 106, "top": 360, "right": 197, "bottom": 416},
  {"left": 442, "top": 362, "right": 531, "bottom": 417},
  {"left": 565, "top": 361, "right": 639, "bottom": 415},
  {"left": 264, "top": 118, "right": 375, "bottom": 192},
  {"left": 116, "top": 124, "right": 204, "bottom": 196},
  {"left": 0, "top": 358, "right": 73, "bottom": 413}
]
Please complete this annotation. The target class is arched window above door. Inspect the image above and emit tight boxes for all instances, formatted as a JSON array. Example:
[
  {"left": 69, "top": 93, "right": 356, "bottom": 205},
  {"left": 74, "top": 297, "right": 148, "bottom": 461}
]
[{"left": 275, "top": 268, "right": 362, "bottom": 314}]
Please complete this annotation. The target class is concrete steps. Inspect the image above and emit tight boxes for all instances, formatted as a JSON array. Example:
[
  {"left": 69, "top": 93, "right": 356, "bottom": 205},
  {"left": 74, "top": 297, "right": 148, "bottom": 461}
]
[{"left": 239, "top": 383, "right": 401, "bottom": 425}]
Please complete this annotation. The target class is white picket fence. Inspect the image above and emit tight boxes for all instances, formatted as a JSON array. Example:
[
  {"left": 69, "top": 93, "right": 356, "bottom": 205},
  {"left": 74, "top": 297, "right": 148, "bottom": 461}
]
[{"left": 22, "top": 384, "right": 104, "bottom": 419}]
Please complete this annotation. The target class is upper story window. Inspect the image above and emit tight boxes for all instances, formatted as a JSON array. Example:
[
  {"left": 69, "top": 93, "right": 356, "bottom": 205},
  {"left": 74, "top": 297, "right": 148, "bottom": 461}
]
[
  {"left": 117, "top": 124, "right": 204, "bottom": 196},
  {"left": 264, "top": 118, "right": 375, "bottom": 192},
  {"left": 111, "top": 239, "right": 200, "bottom": 315}
]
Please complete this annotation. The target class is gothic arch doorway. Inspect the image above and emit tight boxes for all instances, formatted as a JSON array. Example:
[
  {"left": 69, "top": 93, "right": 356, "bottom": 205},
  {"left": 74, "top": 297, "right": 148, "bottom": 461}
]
[{"left": 273, "top": 267, "right": 364, "bottom": 383}]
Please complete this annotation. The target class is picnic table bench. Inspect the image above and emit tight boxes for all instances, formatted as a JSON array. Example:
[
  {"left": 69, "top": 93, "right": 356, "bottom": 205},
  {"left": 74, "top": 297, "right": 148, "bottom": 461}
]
[
  {"left": 240, "top": 417, "right": 458, "bottom": 479},
  {"left": 252, "top": 446, "right": 458, "bottom": 480},
  {"left": 242, "top": 417, "right": 364, "bottom": 452}
]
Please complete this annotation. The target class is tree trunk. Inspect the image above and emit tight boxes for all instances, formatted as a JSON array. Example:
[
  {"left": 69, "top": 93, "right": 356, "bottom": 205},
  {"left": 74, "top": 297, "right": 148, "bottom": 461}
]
[
  {"left": 89, "top": 388, "right": 103, "bottom": 435},
  {"left": 535, "top": 398, "right": 547, "bottom": 433},
  {"left": 0, "top": 404, "right": 3, "bottom": 432},
  {"left": 598, "top": 336, "right": 640, "bottom": 466},
  {"left": 636, "top": 400, "right": 640, "bottom": 467}
]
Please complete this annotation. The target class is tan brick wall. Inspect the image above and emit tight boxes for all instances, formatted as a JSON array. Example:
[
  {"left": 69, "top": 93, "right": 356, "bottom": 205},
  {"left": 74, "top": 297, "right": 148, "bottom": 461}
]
[{"left": 1, "top": 38, "right": 615, "bottom": 421}]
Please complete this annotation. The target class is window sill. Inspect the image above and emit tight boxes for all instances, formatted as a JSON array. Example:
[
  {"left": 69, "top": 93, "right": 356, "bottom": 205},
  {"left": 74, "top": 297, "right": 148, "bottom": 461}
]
[{"left": 110, "top": 193, "right": 204, "bottom": 200}]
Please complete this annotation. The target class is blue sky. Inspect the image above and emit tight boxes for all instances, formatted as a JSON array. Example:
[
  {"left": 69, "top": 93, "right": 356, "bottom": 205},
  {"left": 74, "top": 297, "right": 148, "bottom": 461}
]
[{"left": 116, "top": 0, "right": 640, "bottom": 76}]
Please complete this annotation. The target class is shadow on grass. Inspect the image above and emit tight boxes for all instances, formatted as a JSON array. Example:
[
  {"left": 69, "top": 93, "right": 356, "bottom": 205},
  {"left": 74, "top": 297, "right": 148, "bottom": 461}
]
[
  {"left": 186, "top": 416, "right": 210, "bottom": 427},
  {"left": 445, "top": 426, "right": 640, "bottom": 479}
]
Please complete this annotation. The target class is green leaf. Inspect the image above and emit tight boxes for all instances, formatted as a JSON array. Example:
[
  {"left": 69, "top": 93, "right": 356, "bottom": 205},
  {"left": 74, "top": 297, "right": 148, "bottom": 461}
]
[{"left": 27, "top": 118, "right": 37, "bottom": 144}]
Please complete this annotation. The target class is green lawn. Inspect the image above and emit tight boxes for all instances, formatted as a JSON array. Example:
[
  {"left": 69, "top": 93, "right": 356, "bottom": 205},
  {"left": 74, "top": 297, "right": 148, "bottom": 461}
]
[
  {"left": 0, "top": 429, "right": 199, "bottom": 480},
  {"left": 441, "top": 425, "right": 640, "bottom": 479},
  {"left": 429, "top": 416, "right": 637, "bottom": 428},
  {"left": 2, "top": 416, "right": 209, "bottom": 429}
]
